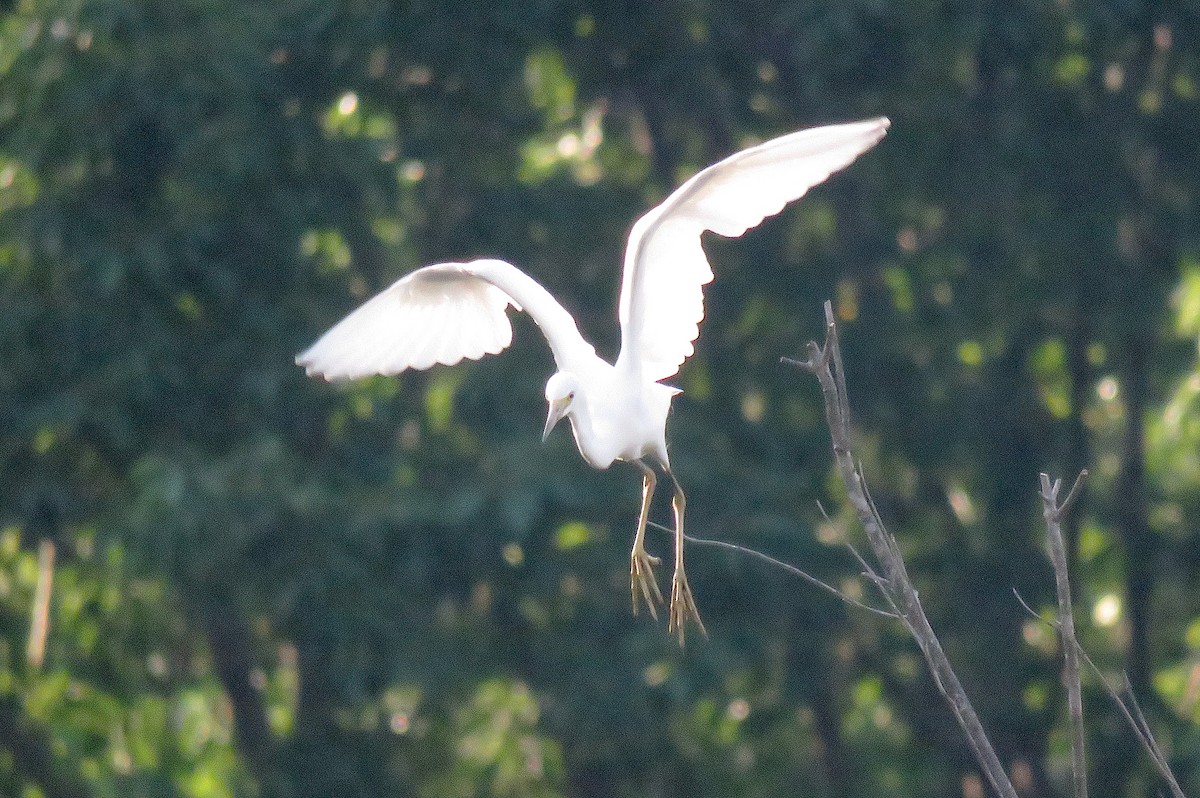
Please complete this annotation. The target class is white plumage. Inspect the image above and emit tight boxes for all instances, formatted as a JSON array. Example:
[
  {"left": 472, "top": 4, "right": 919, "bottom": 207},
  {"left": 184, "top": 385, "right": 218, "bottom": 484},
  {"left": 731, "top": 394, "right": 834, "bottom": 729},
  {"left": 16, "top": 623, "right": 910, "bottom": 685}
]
[{"left": 298, "top": 117, "right": 890, "bottom": 642}]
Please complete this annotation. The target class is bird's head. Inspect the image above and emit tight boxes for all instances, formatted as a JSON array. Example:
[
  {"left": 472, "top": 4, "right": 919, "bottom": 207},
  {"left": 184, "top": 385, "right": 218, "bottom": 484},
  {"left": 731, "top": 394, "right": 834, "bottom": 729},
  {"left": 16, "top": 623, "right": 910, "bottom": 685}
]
[{"left": 542, "top": 371, "right": 580, "bottom": 442}]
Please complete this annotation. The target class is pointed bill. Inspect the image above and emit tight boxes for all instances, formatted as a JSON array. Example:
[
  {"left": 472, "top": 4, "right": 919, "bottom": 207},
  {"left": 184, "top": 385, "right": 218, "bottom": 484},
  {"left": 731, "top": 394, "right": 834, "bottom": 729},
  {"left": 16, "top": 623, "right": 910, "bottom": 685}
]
[{"left": 542, "top": 398, "right": 569, "bottom": 441}]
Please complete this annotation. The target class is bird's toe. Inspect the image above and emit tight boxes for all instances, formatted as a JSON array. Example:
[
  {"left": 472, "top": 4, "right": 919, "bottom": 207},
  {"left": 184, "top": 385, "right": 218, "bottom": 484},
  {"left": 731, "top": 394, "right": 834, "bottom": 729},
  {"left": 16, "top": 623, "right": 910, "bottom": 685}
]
[
  {"left": 630, "top": 549, "right": 664, "bottom": 619},
  {"left": 667, "top": 568, "right": 707, "bottom": 646}
]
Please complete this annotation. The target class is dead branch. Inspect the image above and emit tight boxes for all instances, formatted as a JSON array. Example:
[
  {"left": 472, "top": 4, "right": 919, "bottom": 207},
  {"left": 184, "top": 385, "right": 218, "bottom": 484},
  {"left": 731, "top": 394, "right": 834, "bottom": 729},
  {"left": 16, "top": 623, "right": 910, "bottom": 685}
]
[
  {"left": 1040, "top": 471, "right": 1089, "bottom": 798},
  {"left": 1035, "top": 471, "right": 1186, "bottom": 798},
  {"left": 785, "top": 301, "right": 1020, "bottom": 798}
]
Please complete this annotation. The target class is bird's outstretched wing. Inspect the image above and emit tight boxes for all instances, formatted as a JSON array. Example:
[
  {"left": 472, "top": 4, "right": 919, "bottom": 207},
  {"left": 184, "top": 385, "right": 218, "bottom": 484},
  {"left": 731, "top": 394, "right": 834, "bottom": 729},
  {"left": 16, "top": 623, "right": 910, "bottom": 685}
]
[
  {"left": 297, "top": 259, "right": 595, "bottom": 380},
  {"left": 616, "top": 117, "right": 890, "bottom": 382}
]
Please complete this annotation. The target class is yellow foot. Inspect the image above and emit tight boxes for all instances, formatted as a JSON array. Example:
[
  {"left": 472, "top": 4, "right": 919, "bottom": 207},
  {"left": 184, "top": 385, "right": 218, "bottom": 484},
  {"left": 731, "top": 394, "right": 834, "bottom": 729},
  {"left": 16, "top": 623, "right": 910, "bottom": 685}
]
[
  {"left": 630, "top": 547, "right": 664, "bottom": 620},
  {"left": 667, "top": 567, "right": 707, "bottom": 646}
]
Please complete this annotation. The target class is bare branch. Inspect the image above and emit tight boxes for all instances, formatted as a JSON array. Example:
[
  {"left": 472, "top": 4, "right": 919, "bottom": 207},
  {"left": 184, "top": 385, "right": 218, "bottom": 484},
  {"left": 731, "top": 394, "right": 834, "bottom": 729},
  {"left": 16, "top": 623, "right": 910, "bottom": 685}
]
[
  {"left": 1121, "top": 675, "right": 1186, "bottom": 798},
  {"left": 1074, "top": 646, "right": 1172, "bottom": 793},
  {"left": 648, "top": 521, "right": 898, "bottom": 619},
  {"left": 785, "top": 301, "right": 1020, "bottom": 798},
  {"left": 1012, "top": 588, "right": 1049, "bottom": 625},
  {"left": 816, "top": 500, "right": 890, "bottom": 598},
  {"left": 1014, "top": 593, "right": 1186, "bottom": 798},
  {"left": 1040, "top": 470, "right": 1090, "bottom": 798},
  {"left": 1056, "top": 470, "right": 1089, "bottom": 519}
]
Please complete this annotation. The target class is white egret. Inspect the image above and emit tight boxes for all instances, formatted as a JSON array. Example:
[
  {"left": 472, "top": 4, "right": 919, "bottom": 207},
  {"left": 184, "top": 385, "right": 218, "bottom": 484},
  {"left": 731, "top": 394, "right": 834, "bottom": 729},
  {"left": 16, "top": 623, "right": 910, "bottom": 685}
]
[{"left": 297, "top": 117, "right": 890, "bottom": 643}]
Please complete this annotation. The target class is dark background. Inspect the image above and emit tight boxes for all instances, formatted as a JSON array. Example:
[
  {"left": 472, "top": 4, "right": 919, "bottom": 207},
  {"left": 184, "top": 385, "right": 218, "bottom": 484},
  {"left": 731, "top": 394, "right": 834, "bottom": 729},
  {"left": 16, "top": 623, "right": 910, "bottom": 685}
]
[{"left": 2, "top": 1, "right": 1200, "bottom": 796}]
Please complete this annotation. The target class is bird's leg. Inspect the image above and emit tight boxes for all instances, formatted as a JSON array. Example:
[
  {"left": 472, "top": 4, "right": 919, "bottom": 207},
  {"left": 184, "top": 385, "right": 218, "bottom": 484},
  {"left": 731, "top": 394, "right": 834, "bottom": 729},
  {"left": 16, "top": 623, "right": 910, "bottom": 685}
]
[
  {"left": 666, "top": 471, "right": 707, "bottom": 645},
  {"left": 630, "top": 461, "right": 664, "bottom": 619}
]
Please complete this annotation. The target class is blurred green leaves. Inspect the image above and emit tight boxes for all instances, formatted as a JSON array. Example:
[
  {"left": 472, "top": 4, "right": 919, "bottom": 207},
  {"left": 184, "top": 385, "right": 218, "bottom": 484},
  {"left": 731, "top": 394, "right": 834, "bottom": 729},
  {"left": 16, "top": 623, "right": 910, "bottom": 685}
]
[{"left": 428, "top": 679, "right": 564, "bottom": 798}]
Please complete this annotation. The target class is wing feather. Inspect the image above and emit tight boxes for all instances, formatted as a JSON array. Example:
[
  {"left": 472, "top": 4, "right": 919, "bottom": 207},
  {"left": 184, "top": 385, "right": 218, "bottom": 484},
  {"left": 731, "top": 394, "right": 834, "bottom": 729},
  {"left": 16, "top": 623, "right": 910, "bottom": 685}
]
[
  {"left": 617, "top": 117, "right": 889, "bottom": 381},
  {"left": 297, "top": 259, "right": 595, "bottom": 381}
]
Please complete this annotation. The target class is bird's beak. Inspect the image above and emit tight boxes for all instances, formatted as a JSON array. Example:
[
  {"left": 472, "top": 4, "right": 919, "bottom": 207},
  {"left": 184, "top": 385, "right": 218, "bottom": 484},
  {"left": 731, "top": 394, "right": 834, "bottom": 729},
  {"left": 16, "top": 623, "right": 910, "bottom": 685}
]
[{"left": 542, "top": 398, "right": 569, "bottom": 442}]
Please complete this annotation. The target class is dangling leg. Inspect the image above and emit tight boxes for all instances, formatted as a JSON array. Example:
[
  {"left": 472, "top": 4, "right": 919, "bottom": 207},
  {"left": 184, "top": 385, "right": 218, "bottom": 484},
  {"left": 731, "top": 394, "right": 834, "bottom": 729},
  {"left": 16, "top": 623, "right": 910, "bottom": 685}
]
[
  {"left": 665, "top": 468, "right": 707, "bottom": 644},
  {"left": 630, "top": 460, "right": 664, "bottom": 618}
]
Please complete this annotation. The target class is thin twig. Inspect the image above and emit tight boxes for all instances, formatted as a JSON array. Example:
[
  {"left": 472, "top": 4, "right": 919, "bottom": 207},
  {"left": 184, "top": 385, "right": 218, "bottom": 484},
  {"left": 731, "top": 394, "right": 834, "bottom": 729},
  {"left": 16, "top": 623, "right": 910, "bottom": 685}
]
[
  {"left": 1040, "top": 470, "right": 1089, "bottom": 798},
  {"left": 648, "top": 521, "right": 897, "bottom": 618},
  {"left": 815, "top": 499, "right": 890, "bottom": 596},
  {"left": 1012, "top": 588, "right": 1044, "bottom": 623},
  {"left": 1122, "top": 675, "right": 1186, "bottom": 798},
  {"left": 1012, "top": 589, "right": 1186, "bottom": 798},
  {"left": 786, "top": 301, "right": 1020, "bottom": 798}
]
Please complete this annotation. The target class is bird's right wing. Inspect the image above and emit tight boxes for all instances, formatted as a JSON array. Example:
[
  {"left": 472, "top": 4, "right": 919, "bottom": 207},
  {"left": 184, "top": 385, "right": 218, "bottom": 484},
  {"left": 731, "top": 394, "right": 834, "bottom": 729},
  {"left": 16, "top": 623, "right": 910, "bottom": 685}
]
[
  {"left": 617, "top": 117, "right": 890, "bottom": 382},
  {"left": 297, "top": 259, "right": 595, "bottom": 381}
]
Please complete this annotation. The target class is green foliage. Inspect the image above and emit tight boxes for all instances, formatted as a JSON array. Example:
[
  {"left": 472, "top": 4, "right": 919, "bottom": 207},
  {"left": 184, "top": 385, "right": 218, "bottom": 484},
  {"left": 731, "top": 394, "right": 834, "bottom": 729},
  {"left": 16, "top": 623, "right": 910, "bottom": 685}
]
[{"left": 2, "top": 0, "right": 1200, "bottom": 797}]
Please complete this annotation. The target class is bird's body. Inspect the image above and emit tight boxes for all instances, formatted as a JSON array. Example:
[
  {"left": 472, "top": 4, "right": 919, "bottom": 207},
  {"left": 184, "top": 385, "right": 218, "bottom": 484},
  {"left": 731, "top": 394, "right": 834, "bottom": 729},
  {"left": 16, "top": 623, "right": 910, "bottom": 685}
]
[
  {"left": 552, "top": 361, "right": 676, "bottom": 470},
  {"left": 298, "top": 117, "right": 890, "bottom": 642}
]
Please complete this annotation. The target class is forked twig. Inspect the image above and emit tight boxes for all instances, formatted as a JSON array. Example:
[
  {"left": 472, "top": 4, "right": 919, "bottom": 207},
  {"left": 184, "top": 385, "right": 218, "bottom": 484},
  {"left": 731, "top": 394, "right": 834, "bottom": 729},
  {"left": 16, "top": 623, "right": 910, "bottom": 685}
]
[
  {"left": 1027, "top": 466, "right": 1187, "bottom": 798},
  {"left": 1040, "top": 471, "right": 1089, "bottom": 798},
  {"left": 785, "top": 301, "right": 1020, "bottom": 798}
]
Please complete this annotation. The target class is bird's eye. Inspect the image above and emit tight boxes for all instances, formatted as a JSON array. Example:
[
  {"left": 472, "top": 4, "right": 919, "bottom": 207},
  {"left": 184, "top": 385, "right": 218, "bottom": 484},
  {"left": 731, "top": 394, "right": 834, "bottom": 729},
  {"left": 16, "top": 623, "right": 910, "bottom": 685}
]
[{"left": 568, "top": 391, "right": 575, "bottom": 400}]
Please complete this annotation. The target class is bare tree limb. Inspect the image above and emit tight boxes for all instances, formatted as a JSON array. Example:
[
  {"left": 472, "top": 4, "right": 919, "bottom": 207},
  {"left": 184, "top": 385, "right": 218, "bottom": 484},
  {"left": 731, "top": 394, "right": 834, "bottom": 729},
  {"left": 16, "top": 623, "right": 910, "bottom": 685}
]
[
  {"left": 1040, "top": 471, "right": 1090, "bottom": 798},
  {"left": 1013, "top": 588, "right": 1187, "bottom": 798},
  {"left": 785, "top": 301, "right": 1020, "bottom": 798}
]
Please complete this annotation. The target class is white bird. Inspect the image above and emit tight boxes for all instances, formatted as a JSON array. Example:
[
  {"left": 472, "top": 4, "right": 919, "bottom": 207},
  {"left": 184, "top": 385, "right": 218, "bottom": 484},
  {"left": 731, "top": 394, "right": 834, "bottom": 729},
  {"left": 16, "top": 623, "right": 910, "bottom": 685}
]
[{"left": 297, "top": 117, "right": 890, "bottom": 643}]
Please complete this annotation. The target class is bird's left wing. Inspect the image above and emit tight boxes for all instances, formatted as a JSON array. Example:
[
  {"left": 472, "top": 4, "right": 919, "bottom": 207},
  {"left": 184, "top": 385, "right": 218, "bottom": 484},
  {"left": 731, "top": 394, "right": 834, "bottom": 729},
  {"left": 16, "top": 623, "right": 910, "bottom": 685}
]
[
  {"left": 616, "top": 117, "right": 890, "bottom": 382},
  {"left": 297, "top": 259, "right": 595, "bottom": 380}
]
